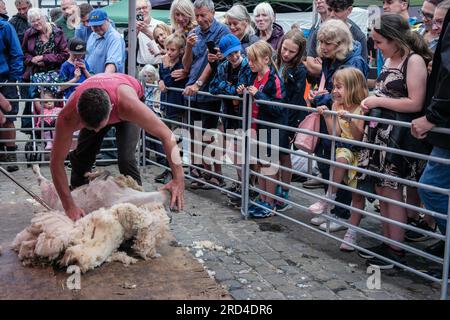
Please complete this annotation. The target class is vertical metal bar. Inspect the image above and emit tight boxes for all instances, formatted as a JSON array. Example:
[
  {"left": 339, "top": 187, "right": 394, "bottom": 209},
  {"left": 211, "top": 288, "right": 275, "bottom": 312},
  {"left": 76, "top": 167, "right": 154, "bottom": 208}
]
[
  {"left": 440, "top": 192, "right": 450, "bottom": 299},
  {"left": 325, "top": 113, "right": 338, "bottom": 232},
  {"left": 187, "top": 96, "right": 192, "bottom": 168},
  {"left": 241, "top": 91, "right": 252, "bottom": 219},
  {"left": 128, "top": 0, "right": 137, "bottom": 77},
  {"left": 141, "top": 128, "right": 145, "bottom": 168}
]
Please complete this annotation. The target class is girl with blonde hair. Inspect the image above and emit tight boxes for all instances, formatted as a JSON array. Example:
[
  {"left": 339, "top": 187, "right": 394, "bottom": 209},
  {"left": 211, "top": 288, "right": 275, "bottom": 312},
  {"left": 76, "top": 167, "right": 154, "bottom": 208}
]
[{"left": 237, "top": 40, "right": 285, "bottom": 218}]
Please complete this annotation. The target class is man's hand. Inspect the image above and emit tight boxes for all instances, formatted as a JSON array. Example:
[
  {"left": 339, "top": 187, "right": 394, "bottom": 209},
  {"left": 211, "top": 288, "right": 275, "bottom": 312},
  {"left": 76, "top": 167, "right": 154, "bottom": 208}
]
[
  {"left": 411, "top": 115, "right": 435, "bottom": 139},
  {"left": 186, "top": 33, "right": 197, "bottom": 48},
  {"left": 183, "top": 83, "right": 200, "bottom": 96},
  {"left": 160, "top": 177, "right": 185, "bottom": 211},
  {"left": 236, "top": 84, "right": 246, "bottom": 95},
  {"left": 66, "top": 206, "right": 86, "bottom": 222}
]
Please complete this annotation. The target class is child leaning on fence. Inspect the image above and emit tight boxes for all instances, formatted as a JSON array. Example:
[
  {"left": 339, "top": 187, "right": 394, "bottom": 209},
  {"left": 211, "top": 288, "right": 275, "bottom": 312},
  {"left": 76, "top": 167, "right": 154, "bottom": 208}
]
[
  {"left": 306, "top": 68, "right": 368, "bottom": 251},
  {"left": 237, "top": 40, "right": 285, "bottom": 218},
  {"left": 209, "top": 34, "right": 253, "bottom": 207},
  {"left": 155, "top": 33, "right": 188, "bottom": 184}
]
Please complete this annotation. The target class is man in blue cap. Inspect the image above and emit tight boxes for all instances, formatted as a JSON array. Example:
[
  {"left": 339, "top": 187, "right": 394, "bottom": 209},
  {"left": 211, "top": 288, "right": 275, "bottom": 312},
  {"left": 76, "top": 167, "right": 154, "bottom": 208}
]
[{"left": 85, "top": 8, "right": 125, "bottom": 75}]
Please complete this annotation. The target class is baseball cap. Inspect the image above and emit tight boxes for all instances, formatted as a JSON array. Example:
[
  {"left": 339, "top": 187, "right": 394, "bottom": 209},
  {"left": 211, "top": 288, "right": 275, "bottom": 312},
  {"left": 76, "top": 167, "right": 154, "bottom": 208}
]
[
  {"left": 68, "top": 37, "right": 87, "bottom": 54},
  {"left": 88, "top": 8, "right": 108, "bottom": 26},
  {"left": 219, "top": 34, "right": 242, "bottom": 58}
]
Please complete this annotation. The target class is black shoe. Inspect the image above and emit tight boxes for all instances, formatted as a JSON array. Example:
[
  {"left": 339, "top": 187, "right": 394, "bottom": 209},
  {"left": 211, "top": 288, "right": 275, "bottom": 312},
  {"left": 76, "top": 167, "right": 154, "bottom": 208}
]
[
  {"left": 155, "top": 170, "right": 171, "bottom": 184},
  {"left": 405, "top": 219, "right": 437, "bottom": 242},
  {"left": 358, "top": 243, "right": 388, "bottom": 259},
  {"left": 366, "top": 247, "right": 406, "bottom": 270},
  {"left": 228, "top": 196, "right": 241, "bottom": 209},
  {"left": 424, "top": 240, "right": 446, "bottom": 258},
  {"left": 223, "top": 182, "right": 241, "bottom": 198},
  {"left": 291, "top": 174, "right": 307, "bottom": 183},
  {"left": 5, "top": 147, "right": 19, "bottom": 172}
]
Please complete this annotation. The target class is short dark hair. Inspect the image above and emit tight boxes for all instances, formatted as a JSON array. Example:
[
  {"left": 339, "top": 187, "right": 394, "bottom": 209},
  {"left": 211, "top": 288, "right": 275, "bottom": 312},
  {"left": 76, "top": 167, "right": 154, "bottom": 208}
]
[
  {"left": 79, "top": 3, "right": 93, "bottom": 17},
  {"left": 326, "top": 0, "right": 354, "bottom": 11},
  {"left": 77, "top": 88, "right": 111, "bottom": 128}
]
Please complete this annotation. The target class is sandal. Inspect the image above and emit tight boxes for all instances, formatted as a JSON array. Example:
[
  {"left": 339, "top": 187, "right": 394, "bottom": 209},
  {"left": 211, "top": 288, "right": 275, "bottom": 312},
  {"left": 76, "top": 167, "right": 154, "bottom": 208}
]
[
  {"left": 190, "top": 179, "right": 206, "bottom": 189},
  {"left": 189, "top": 167, "right": 203, "bottom": 179},
  {"left": 202, "top": 174, "right": 226, "bottom": 190}
]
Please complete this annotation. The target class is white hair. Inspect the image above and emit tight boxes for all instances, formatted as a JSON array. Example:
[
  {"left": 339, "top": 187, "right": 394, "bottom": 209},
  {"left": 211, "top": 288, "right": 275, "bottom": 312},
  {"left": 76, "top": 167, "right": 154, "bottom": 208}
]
[
  {"left": 139, "top": 64, "right": 159, "bottom": 82},
  {"left": 193, "top": 0, "right": 215, "bottom": 12},
  {"left": 27, "top": 7, "right": 48, "bottom": 23},
  {"left": 254, "top": 2, "right": 275, "bottom": 23},
  {"left": 225, "top": 4, "right": 255, "bottom": 37}
]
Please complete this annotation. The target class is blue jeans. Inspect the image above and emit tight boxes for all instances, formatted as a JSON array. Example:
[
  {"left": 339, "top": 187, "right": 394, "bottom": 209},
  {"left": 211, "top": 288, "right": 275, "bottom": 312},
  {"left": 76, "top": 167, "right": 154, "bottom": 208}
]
[{"left": 419, "top": 147, "right": 450, "bottom": 235}]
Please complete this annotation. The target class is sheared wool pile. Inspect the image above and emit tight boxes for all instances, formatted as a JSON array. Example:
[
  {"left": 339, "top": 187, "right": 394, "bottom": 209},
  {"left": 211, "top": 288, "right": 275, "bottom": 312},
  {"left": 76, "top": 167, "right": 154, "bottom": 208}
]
[{"left": 11, "top": 166, "right": 170, "bottom": 273}]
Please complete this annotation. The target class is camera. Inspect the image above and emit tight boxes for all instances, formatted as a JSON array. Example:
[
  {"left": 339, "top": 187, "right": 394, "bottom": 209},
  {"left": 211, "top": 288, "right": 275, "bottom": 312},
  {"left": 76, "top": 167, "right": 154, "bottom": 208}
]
[{"left": 136, "top": 13, "right": 144, "bottom": 21}]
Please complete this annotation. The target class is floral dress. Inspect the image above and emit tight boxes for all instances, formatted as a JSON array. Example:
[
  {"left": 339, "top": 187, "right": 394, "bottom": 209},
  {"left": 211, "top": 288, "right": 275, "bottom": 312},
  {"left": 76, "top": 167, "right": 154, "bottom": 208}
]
[{"left": 357, "top": 53, "right": 426, "bottom": 190}]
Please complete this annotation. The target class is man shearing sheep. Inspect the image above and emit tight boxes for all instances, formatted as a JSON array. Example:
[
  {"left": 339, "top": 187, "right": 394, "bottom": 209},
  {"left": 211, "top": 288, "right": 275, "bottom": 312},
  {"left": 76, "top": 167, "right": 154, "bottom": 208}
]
[{"left": 50, "top": 73, "right": 185, "bottom": 221}]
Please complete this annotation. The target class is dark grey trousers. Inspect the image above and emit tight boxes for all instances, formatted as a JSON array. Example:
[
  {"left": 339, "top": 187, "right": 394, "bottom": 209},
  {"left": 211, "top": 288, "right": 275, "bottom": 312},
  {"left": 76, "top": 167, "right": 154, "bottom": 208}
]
[{"left": 69, "top": 121, "right": 141, "bottom": 188}]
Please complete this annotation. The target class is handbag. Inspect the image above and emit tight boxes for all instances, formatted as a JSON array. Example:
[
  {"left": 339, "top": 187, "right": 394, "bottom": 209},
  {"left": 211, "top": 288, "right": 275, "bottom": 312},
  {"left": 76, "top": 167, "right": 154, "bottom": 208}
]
[{"left": 294, "top": 112, "right": 321, "bottom": 153}]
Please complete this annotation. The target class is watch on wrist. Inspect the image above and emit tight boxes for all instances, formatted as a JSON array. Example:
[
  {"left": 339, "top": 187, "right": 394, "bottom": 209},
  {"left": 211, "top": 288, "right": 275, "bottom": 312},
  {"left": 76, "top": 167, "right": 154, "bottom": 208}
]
[{"left": 195, "top": 80, "right": 203, "bottom": 87}]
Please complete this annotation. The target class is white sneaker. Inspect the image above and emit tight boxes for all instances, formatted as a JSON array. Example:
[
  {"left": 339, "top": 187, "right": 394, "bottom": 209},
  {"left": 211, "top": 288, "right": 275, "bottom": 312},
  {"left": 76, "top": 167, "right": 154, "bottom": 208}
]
[
  {"left": 308, "top": 193, "right": 336, "bottom": 215},
  {"left": 319, "top": 216, "right": 347, "bottom": 232},
  {"left": 308, "top": 199, "right": 329, "bottom": 215},
  {"left": 310, "top": 215, "right": 327, "bottom": 226},
  {"left": 340, "top": 230, "right": 357, "bottom": 252}
]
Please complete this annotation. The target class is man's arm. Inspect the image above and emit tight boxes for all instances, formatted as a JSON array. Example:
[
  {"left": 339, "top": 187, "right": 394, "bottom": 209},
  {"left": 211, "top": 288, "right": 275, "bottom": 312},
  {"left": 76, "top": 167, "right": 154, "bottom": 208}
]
[
  {"left": 117, "top": 85, "right": 185, "bottom": 210},
  {"left": 104, "top": 33, "right": 125, "bottom": 73},
  {"left": 50, "top": 97, "right": 84, "bottom": 220}
]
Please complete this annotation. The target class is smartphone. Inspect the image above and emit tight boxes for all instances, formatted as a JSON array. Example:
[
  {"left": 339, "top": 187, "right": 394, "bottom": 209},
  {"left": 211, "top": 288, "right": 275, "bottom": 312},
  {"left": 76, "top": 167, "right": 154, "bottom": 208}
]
[
  {"left": 206, "top": 41, "right": 217, "bottom": 54},
  {"left": 136, "top": 13, "right": 144, "bottom": 21}
]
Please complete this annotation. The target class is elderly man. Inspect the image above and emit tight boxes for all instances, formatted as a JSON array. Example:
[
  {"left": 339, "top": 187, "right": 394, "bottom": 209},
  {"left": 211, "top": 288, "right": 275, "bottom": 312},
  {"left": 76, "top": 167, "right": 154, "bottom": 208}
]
[
  {"left": 9, "top": 0, "right": 31, "bottom": 44},
  {"left": 182, "top": 0, "right": 230, "bottom": 188},
  {"left": 74, "top": 3, "right": 93, "bottom": 43},
  {"left": 0, "top": 11, "right": 23, "bottom": 172},
  {"left": 55, "top": 0, "right": 78, "bottom": 39},
  {"left": 86, "top": 8, "right": 125, "bottom": 74},
  {"left": 134, "top": 0, "right": 165, "bottom": 69},
  {"left": 50, "top": 73, "right": 185, "bottom": 221}
]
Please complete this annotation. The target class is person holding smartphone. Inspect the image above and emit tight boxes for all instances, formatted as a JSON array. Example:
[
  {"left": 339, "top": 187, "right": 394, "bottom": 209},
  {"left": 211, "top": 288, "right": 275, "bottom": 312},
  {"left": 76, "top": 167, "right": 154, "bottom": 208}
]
[{"left": 125, "top": 0, "right": 166, "bottom": 72}]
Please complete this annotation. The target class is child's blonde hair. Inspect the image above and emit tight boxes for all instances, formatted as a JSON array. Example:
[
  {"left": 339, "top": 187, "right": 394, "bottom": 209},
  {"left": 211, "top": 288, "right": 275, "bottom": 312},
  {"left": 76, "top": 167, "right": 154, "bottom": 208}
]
[
  {"left": 139, "top": 64, "right": 159, "bottom": 83},
  {"left": 246, "top": 40, "right": 278, "bottom": 73},
  {"left": 164, "top": 33, "right": 186, "bottom": 53},
  {"left": 153, "top": 23, "right": 172, "bottom": 46},
  {"left": 332, "top": 67, "right": 368, "bottom": 108}
]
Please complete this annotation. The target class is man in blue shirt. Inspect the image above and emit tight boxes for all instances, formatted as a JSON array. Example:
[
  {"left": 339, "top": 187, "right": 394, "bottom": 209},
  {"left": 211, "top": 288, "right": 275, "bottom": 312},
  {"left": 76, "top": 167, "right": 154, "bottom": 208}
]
[
  {"left": 0, "top": 15, "right": 23, "bottom": 172},
  {"left": 74, "top": 3, "right": 93, "bottom": 43},
  {"left": 85, "top": 9, "right": 125, "bottom": 74},
  {"left": 182, "top": 0, "right": 230, "bottom": 188}
]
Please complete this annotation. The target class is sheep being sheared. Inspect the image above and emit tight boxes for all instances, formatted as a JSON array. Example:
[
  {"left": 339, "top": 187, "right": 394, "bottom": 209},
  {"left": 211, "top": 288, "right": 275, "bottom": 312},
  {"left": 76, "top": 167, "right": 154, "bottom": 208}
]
[
  {"left": 12, "top": 167, "right": 171, "bottom": 273},
  {"left": 32, "top": 164, "right": 166, "bottom": 213}
]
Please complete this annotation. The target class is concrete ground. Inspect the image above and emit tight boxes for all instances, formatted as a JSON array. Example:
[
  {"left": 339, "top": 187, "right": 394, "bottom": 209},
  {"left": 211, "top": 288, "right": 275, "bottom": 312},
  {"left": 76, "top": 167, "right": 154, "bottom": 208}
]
[{"left": 0, "top": 162, "right": 445, "bottom": 300}]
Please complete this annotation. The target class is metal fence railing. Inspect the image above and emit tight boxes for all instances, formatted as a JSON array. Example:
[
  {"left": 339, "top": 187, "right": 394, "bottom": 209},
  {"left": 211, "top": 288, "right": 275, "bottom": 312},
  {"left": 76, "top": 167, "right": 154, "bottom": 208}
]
[
  {"left": 140, "top": 84, "right": 450, "bottom": 300},
  {"left": 1, "top": 81, "right": 449, "bottom": 299}
]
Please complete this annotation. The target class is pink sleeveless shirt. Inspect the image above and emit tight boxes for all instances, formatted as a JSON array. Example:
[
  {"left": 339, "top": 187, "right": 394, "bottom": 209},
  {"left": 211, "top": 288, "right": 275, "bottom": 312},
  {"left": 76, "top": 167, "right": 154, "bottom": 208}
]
[{"left": 71, "top": 73, "right": 144, "bottom": 125}]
